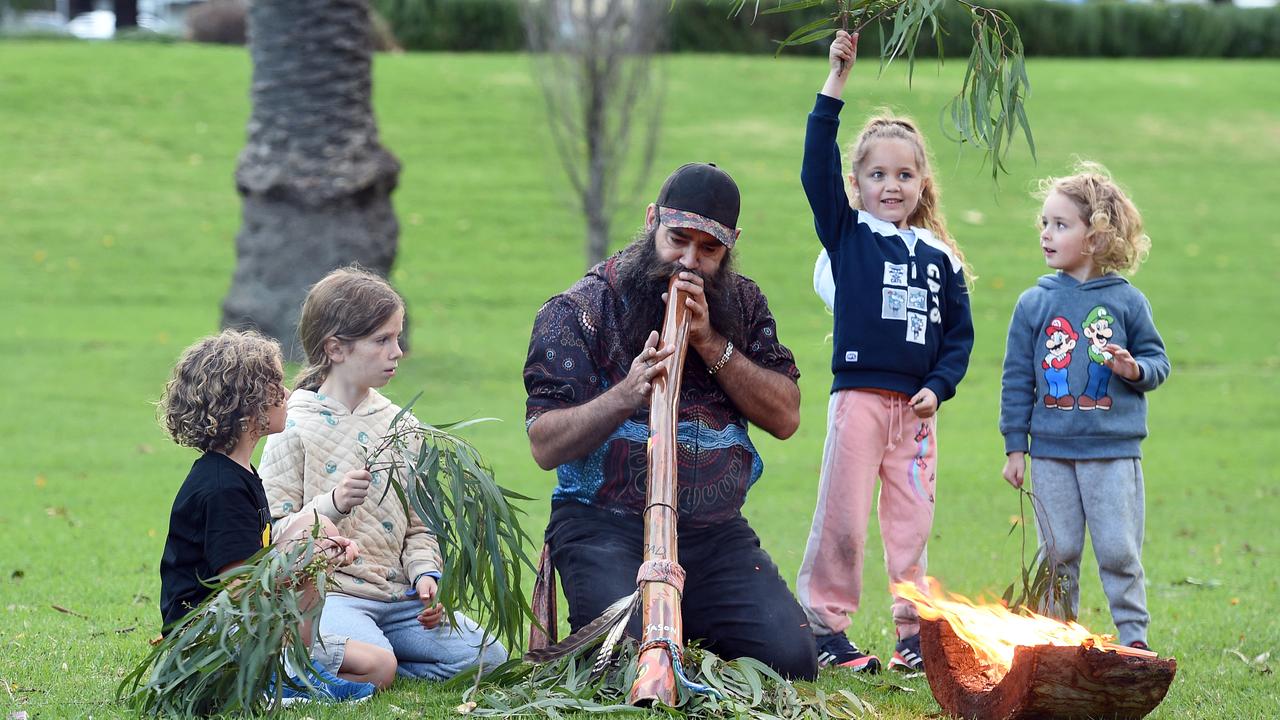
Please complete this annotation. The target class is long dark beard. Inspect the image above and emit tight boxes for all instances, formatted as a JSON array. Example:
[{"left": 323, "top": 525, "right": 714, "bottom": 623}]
[{"left": 616, "top": 228, "right": 743, "bottom": 361}]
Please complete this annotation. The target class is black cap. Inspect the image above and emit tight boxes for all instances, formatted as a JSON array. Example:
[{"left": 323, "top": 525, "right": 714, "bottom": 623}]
[{"left": 654, "top": 162, "right": 740, "bottom": 248}]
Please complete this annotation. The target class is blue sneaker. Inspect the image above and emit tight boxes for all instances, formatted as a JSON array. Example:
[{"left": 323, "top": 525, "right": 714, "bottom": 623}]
[
  {"left": 269, "top": 660, "right": 375, "bottom": 706},
  {"left": 815, "top": 633, "right": 881, "bottom": 673}
]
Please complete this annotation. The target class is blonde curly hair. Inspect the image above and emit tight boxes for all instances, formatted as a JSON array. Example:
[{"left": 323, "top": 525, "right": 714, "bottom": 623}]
[
  {"left": 1037, "top": 161, "right": 1151, "bottom": 276},
  {"left": 159, "top": 329, "right": 285, "bottom": 454},
  {"left": 848, "top": 111, "right": 974, "bottom": 286}
]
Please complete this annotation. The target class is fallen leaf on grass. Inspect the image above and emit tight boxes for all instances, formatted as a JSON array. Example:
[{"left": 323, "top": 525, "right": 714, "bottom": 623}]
[
  {"left": 1174, "top": 576, "right": 1221, "bottom": 588},
  {"left": 847, "top": 673, "right": 918, "bottom": 692},
  {"left": 9, "top": 570, "right": 23, "bottom": 581},
  {"left": 51, "top": 604, "right": 87, "bottom": 619},
  {"left": 90, "top": 626, "right": 137, "bottom": 637},
  {"left": 457, "top": 701, "right": 477, "bottom": 714},
  {"left": 9, "top": 711, "right": 29, "bottom": 720},
  {"left": 44, "top": 506, "right": 80, "bottom": 527},
  {"left": 1224, "top": 647, "right": 1272, "bottom": 674}
]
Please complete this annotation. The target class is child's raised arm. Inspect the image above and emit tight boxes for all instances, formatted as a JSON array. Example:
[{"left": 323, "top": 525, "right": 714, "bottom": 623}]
[
  {"left": 801, "top": 32, "right": 860, "bottom": 253},
  {"left": 822, "top": 30, "right": 857, "bottom": 99}
]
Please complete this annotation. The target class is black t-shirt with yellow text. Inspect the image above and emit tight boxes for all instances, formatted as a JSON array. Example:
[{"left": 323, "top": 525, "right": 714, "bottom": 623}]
[{"left": 159, "top": 452, "right": 271, "bottom": 631}]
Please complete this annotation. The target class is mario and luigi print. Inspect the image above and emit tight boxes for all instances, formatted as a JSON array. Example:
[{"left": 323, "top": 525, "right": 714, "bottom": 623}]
[{"left": 1041, "top": 306, "right": 1117, "bottom": 411}]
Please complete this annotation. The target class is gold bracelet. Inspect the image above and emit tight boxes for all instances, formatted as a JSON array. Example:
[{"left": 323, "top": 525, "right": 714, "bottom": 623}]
[{"left": 707, "top": 340, "right": 735, "bottom": 375}]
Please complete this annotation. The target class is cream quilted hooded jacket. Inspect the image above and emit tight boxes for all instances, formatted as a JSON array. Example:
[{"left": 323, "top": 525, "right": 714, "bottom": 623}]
[{"left": 260, "top": 389, "right": 442, "bottom": 602}]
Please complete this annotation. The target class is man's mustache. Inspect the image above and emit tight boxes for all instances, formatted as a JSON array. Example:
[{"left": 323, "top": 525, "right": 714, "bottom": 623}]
[{"left": 645, "top": 261, "right": 708, "bottom": 287}]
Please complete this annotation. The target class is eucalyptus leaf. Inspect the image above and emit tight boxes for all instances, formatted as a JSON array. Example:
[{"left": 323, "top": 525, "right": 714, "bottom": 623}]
[
  {"left": 368, "top": 411, "right": 537, "bottom": 654},
  {"left": 118, "top": 533, "right": 335, "bottom": 716},
  {"left": 759, "top": 0, "right": 1033, "bottom": 178}
]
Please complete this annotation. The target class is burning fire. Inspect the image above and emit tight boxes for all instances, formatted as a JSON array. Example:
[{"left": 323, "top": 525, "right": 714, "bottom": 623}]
[{"left": 893, "top": 579, "right": 1118, "bottom": 682}]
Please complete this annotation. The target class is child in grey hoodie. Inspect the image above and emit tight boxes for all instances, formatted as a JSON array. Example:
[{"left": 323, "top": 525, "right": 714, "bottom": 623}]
[{"left": 1000, "top": 163, "right": 1170, "bottom": 650}]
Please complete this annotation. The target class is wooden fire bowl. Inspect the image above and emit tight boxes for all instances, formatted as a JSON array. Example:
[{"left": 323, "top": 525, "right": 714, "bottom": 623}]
[{"left": 919, "top": 618, "right": 1177, "bottom": 720}]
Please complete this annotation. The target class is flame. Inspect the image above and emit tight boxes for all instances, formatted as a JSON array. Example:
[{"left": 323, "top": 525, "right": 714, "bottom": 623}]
[{"left": 893, "top": 578, "right": 1112, "bottom": 682}]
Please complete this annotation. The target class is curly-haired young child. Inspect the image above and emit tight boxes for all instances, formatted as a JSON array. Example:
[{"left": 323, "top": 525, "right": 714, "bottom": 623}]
[
  {"left": 158, "top": 329, "right": 396, "bottom": 702},
  {"left": 999, "top": 163, "right": 1170, "bottom": 651}
]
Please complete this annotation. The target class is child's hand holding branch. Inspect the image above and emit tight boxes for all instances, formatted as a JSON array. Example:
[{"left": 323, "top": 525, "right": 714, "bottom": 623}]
[
  {"left": 415, "top": 575, "right": 445, "bottom": 629},
  {"left": 333, "top": 468, "right": 372, "bottom": 513},
  {"left": 316, "top": 535, "right": 359, "bottom": 567},
  {"left": 1003, "top": 452, "right": 1027, "bottom": 489},
  {"left": 823, "top": 30, "right": 858, "bottom": 99}
]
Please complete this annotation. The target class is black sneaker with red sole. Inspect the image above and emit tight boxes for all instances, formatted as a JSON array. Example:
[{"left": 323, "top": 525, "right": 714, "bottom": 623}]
[
  {"left": 816, "top": 632, "right": 881, "bottom": 673},
  {"left": 888, "top": 633, "right": 925, "bottom": 672}
]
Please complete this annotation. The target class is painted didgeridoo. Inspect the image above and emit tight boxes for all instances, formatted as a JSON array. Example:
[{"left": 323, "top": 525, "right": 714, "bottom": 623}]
[{"left": 627, "top": 274, "right": 692, "bottom": 706}]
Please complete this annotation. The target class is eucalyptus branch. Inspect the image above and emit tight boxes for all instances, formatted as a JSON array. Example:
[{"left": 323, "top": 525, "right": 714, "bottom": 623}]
[
  {"left": 361, "top": 392, "right": 537, "bottom": 655},
  {"left": 1001, "top": 486, "right": 1072, "bottom": 618},
  {"left": 753, "top": 0, "right": 1035, "bottom": 178},
  {"left": 451, "top": 639, "right": 874, "bottom": 718},
  {"left": 118, "top": 529, "right": 335, "bottom": 716}
]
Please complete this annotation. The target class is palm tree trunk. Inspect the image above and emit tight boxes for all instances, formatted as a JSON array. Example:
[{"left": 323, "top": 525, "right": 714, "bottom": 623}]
[{"left": 221, "top": 0, "right": 402, "bottom": 359}]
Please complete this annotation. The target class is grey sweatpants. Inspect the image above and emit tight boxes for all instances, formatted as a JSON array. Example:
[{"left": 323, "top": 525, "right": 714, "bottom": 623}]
[{"left": 1030, "top": 457, "right": 1149, "bottom": 645}]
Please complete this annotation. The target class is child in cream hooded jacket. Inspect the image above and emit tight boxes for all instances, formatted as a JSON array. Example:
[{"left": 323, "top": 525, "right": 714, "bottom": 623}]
[
  {"left": 261, "top": 388, "right": 441, "bottom": 600},
  {"left": 261, "top": 388, "right": 506, "bottom": 680}
]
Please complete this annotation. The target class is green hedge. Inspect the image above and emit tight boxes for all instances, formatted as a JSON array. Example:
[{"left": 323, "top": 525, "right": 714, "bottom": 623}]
[
  {"left": 372, "top": 0, "right": 524, "bottom": 51},
  {"left": 374, "top": 0, "right": 1280, "bottom": 58}
]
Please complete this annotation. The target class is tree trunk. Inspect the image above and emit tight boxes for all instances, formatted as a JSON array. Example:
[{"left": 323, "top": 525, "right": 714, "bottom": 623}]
[
  {"left": 919, "top": 618, "right": 1177, "bottom": 720},
  {"left": 114, "top": 0, "right": 137, "bottom": 28},
  {"left": 221, "top": 0, "right": 402, "bottom": 360},
  {"left": 582, "top": 40, "right": 609, "bottom": 265},
  {"left": 520, "top": 0, "right": 665, "bottom": 270}
]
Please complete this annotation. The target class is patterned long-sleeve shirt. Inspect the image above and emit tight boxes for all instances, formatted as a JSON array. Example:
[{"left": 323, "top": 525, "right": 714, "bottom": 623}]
[{"left": 523, "top": 254, "right": 799, "bottom": 527}]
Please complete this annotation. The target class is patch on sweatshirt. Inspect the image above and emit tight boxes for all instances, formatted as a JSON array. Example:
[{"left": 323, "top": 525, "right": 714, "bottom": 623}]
[
  {"left": 882, "top": 288, "right": 907, "bottom": 320},
  {"left": 883, "top": 262, "right": 908, "bottom": 286},
  {"left": 906, "top": 313, "right": 928, "bottom": 345},
  {"left": 908, "top": 287, "right": 928, "bottom": 312}
]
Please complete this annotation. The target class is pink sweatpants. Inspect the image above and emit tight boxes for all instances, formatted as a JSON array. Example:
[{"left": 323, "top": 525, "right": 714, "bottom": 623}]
[{"left": 796, "top": 389, "right": 937, "bottom": 640}]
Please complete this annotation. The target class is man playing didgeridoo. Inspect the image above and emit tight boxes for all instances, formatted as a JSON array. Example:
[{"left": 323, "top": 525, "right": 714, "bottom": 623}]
[{"left": 522, "top": 162, "right": 817, "bottom": 679}]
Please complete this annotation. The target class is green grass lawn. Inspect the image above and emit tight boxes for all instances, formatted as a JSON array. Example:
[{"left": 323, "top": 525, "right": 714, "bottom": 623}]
[{"left": 1, "top": 41, "right": 1278, "bottom": 718}]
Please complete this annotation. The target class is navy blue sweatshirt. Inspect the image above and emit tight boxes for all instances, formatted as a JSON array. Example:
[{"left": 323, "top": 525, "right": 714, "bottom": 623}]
[{"left": 801, "top": 93, "right": 974, "bottom": 400}]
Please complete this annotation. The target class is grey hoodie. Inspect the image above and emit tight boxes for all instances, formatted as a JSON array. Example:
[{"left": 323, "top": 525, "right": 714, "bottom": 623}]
[{"left": 1000, "top": 272, "right": 1169, "bottom": 459}]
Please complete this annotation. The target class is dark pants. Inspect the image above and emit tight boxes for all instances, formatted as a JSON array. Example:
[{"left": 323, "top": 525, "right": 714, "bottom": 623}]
[{"left": 546, "top": 501, "right": 818, "bottom": 680}]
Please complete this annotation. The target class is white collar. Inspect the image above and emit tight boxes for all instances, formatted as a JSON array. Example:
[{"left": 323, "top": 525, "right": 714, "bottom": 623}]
[{"left": 857, "top": 210, "right": 962, "bottom": 274}]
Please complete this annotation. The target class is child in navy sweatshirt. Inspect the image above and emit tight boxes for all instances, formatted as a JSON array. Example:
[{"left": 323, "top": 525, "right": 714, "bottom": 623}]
[
  {"left": 795, "top": 31, "right": 974, "bottom": 674},
  {"left": 1000, "top": 163, "right": 1169, "bottom": 651}
]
